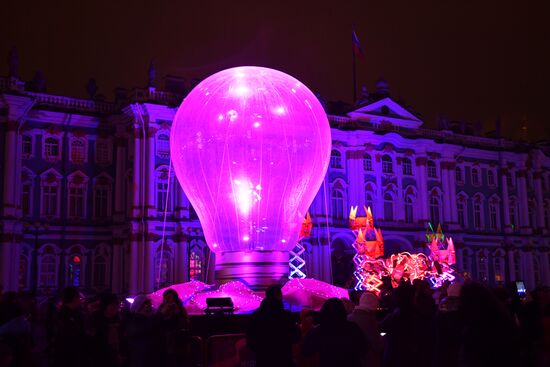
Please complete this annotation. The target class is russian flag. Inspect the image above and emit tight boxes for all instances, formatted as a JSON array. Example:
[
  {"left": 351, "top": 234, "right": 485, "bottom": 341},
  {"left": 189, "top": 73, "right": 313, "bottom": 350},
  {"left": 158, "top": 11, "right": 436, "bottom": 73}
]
[{"left": 352, "top": 28, "right": 365, "bottom": 58}]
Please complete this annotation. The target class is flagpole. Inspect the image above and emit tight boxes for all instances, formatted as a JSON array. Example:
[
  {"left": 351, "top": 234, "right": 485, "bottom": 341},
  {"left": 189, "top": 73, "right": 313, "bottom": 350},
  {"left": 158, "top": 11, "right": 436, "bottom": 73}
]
[{"left": 352, "top": 27, "right": 357, "bottom": 103}]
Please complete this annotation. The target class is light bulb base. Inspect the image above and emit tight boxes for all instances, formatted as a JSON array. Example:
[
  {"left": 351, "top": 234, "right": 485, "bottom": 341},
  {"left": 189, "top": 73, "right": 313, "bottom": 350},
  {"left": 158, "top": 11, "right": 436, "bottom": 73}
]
[{"left": 215, "top": 250, "right": 289, "bottom": 291}]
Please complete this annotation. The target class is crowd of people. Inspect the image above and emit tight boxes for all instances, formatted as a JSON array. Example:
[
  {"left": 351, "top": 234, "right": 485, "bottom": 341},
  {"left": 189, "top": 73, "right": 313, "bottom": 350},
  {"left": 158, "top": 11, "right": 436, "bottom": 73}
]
[{"left": 0, "top": 280, "right": 549, "bottom": 367}]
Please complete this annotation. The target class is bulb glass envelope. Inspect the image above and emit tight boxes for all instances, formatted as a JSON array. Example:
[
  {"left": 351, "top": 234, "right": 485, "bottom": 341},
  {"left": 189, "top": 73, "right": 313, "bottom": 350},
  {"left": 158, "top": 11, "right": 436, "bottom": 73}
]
[{"left": 171, "top": 66, "right": 331, "bottom": 253}]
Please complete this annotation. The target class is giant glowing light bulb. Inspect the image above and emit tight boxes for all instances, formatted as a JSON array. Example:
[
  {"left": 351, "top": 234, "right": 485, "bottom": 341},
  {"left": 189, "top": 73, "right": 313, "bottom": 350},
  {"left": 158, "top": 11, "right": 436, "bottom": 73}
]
[{"left": 171, "top": 66, "right": 331, "bottom": 289}]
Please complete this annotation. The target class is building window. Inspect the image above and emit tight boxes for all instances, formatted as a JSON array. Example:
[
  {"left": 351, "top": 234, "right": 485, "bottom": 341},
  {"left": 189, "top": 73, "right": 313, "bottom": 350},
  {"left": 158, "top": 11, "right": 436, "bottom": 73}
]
[
  {"left": 68, "top": 255, "right": 82, "bottom": 287},
  {"left": 155, "top": 249, "right": 172, "bottom": 287},
  {"left": 22, "top": 135, "right": 33, "bottom": 158},
  {"left": 94, "top": 186, "right": 110, "bottom": 218},
  {"left": 68, "top": 186, "right": 85, "bottom": 218},
  {"left": 404, "top": 195, "right": 413, "bottom": 223},
  {"left": 457, "top": 198, "right": 467, "bottom": 227},
  {"left": 41, "top": 177, "right": 60, "bottom": 218},
  {"left": 456, "top": 167, "right": 463, "bottom": 184},
  {"left": 381, "top": 155, "right": 393, "bottom": 174},
  {"left": 39, "top": 253, "right": 57, "bottom": 288},
  {"left": 461, "top": 249, "right": 473, "bottom": 278},
  {"left": 93, "top": 255, "right": 107, "bottom": 288},
  {"left": 471, "top": 168, "right": 480, "bottom": 186},
  {"left": 427, "top": 160, "right": 437, "bottom": 178},
  {"left": 477, "top": 251, "right": 488, "bottom": 283},
  {"left": 384, "top": 193, "right": 394, "bottom": 221},
  {"left": 473, "top": 199, "right": 483, "bottom": 230},
  {"left": 70, "top": 139, "right": 86, "bottom": 164},
  {"left": 365, "top": 192, "right": 374, "bottom": 214},
  {"left": 363, "top": 154, "right": 372, "bottom": 171},
  {"left": 331, "top": 188, "right": 345, "bottom": 219},
  {"left": 44, "top": 137, "right": 60, "bottom": 160},
  {"left": 156, "top": 134, "right": 170, "bottom": 158},
  {"left": 487, "top": 170, "right": 496, "bottom": 186},
  {"left": 493, "top": 251, "right": 505, "bottom": 285},
  {"left": 330, "top": 150, "right": 342, "bottom": 169},
  {"left": 156, "top": 167, "right": 173, "bottom": 213},
  {"left": 190, "top": 251, "right": 203, "bottom": 280},
  {"left": 95, "top": 139, "right": 111, "bottom": 164},
  {"left": 402, "top": 158, "right": 412, "bottom": 176},
  {"left": 429, "top": 196, "right": 441, "bottom": 226}
]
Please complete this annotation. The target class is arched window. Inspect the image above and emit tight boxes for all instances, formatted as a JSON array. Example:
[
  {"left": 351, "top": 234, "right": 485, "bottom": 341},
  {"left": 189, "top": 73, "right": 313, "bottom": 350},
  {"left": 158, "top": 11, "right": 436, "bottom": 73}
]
[
  {"left": 381, "top": 155, "right": 393, "bottom": 174},
  {"left": 363, "top": 153, "right": 372, "bottom": 171},
  {"left": 93, "top": 255, "right": 107, "bottom": 288},
  {"left": 487, "top": 170, "right": 496, "bottom": 186},
  {"left": 95, "top": 139, "right": 111, "bottom": 164},
  {"left": 189, "top": 251, "right": 203, "bottom": 280},
  {"left": 41, "top": 170, "right": 61, "bottom": 218},
  {"left": 156, "top": 134, "right": 170, "bottom": 158},
  {"left": 427, "top": 160, "right": 437, "bottom": 178},
  {"left": 68, "top": 173, "right": 88, "bottom": 219},
  {"left": 93, "top": 174, "right": 112, "bottom": 219},
  {"left": 384, "top": 193, "right": 394, "bottom": 221},
  {"left": 471, "top": 168, "right": 480, "bottom": 186},
  {"left": 365, "top": 191, "right": 375, "bottom": 214},
  {"left": 22, "top": 135, "right": 33, "bottom": 158},
  {"left": 473, "top": 195, "right": 484, "bottom": 230},
  {"left": 461, "top": 249, "right": 473, "bottom": 278},
  {"left": 330, "top": 150, "right": 342, "bottom": 169},
  {"left": 68, "top": 255, "right": 82, "bottom": 287},
  {"left": 39, "top": 245, "right": 58, "bottom": 288},
  {"left": 155, "top": 248, "right": 172, "bottom": 288},
  {"left": 44, "top": 137, "right": 60, "bottom": 160},
  {"left": 331, "top": 188, "right": 345, "bottom": 219},
  {"left": 477, "top": 250, "right": 488, "bottom": 283},
  {"left": 429, "top": 195, "right": 441, "bottom": 226},
  {"left": 404, "top": 195, "right": 414, "bottom": 223},
  {"left": 456, "top": 167, "right": 463, "bottom": 184},
  {"left": 457, "top": 195, "right": 467, "bottom": 227},
  {"left": 493, "top": 250, "right": 505, "bottom": 285},
  {"left": 156, "top": 167, "right": 174, "bottom": 214},
  {"left": 93, "top": 245, "right": 110, "bottom": 289},
  {"left": 70, "top": 139, "right": 86, "bottom": 164},
  {"left": 402, "top": 158, "right": 412, "bottom": 176}
]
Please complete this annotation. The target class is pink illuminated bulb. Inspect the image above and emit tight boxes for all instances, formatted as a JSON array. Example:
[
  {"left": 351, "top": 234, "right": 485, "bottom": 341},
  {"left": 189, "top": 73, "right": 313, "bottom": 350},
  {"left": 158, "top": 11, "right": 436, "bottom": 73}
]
[{"left": 170, "top": 66, "right": 331, "bottom": 254}]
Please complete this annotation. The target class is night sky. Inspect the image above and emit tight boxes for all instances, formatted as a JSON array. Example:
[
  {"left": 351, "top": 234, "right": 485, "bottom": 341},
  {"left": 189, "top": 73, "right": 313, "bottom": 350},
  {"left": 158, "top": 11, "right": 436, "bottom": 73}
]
[{"left": 1, "top": 0, "right": 547, "bottom": 140}]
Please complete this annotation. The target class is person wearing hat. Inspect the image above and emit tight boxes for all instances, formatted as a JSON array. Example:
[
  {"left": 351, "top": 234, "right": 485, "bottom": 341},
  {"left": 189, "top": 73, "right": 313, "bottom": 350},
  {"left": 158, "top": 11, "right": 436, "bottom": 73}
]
[
  {"left": 348, "top": 292, "right": 383, "bottom": 367},
  {"left": 125, "top": 295, "right": 159, "bottom": 367}
]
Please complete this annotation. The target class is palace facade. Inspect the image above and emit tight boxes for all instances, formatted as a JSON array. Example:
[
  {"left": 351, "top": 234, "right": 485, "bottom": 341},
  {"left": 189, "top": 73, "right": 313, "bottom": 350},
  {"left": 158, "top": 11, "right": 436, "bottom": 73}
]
[{"left": 1, "top": 69, "right": 550, "bottom": 296}]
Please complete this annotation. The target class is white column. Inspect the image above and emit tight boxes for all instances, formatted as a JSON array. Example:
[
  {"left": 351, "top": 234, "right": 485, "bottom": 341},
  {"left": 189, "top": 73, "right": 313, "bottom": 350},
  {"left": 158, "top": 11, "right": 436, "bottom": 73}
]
[
  {"left": 441, "top": 163, "right": 452, "bottom": 222},
  {"left": 114, "top": 137, "right": 126, "bottom": 219},
  {"left": 374, "top": 154, "right": 383, "bottom": 221},
  {"left": 129, "top": 237, "right": 139, "bottom": 294},
  {"left": 517, "top": 169, "right": 530, "bottom": 231},
  {"left": 448, "top": 162, "right": 458, "bottom": 224},
  {"left": 500, "top": 166, "right": 511, "bottom": 232},
  {"left": 415, "top": 157, "right": 429, "bottom": 223},
  {"left": 132, "top": 129, "right": 142, "bottom": 218},
  {"left": 395, "top": 157, "right": 404, "bottom": 222},
  {"left": 3, "top": 122, "right": 18, "bottom": 217},
  {"left": 111, "top": 240, "right": 123, "bottom": 293},
  {"left": 144, "top": 240, "right": 155, "bottom": 292},
  {"left": 534, "top": 172, "right": 545, "bottom": 229},
  {"left": 145, "top": 127, "right": 156, "bottom": 217}
]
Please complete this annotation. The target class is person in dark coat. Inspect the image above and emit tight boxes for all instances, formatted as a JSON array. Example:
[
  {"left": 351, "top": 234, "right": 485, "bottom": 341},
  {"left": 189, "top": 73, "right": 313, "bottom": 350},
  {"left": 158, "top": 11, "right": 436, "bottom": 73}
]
[
  {"left": 156, "top": 289, "right": 191, "bottom": 367},
  {"left": 348, "top": 292, "right": 383, "bottom": 367},
  {"left": 52, "top": 287, "right": 86, "bottom": 367},
  {"left": 458, "top": 282, "right": 522, "bottom": 367},
  {"left": 302, "top": 298, "right": 367, "bottom": 367},
  {"left": 124, "top": 295, "right": 159, "bottom": 367},
  {"left": 247, "top": 285, "right": 301, "bottom": 367},
  {"left": 432, "top": 282, "right": 463, "bottom": 367},
  {"left": 87, "top": 293, "right": 123, "bottom": 367}
]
